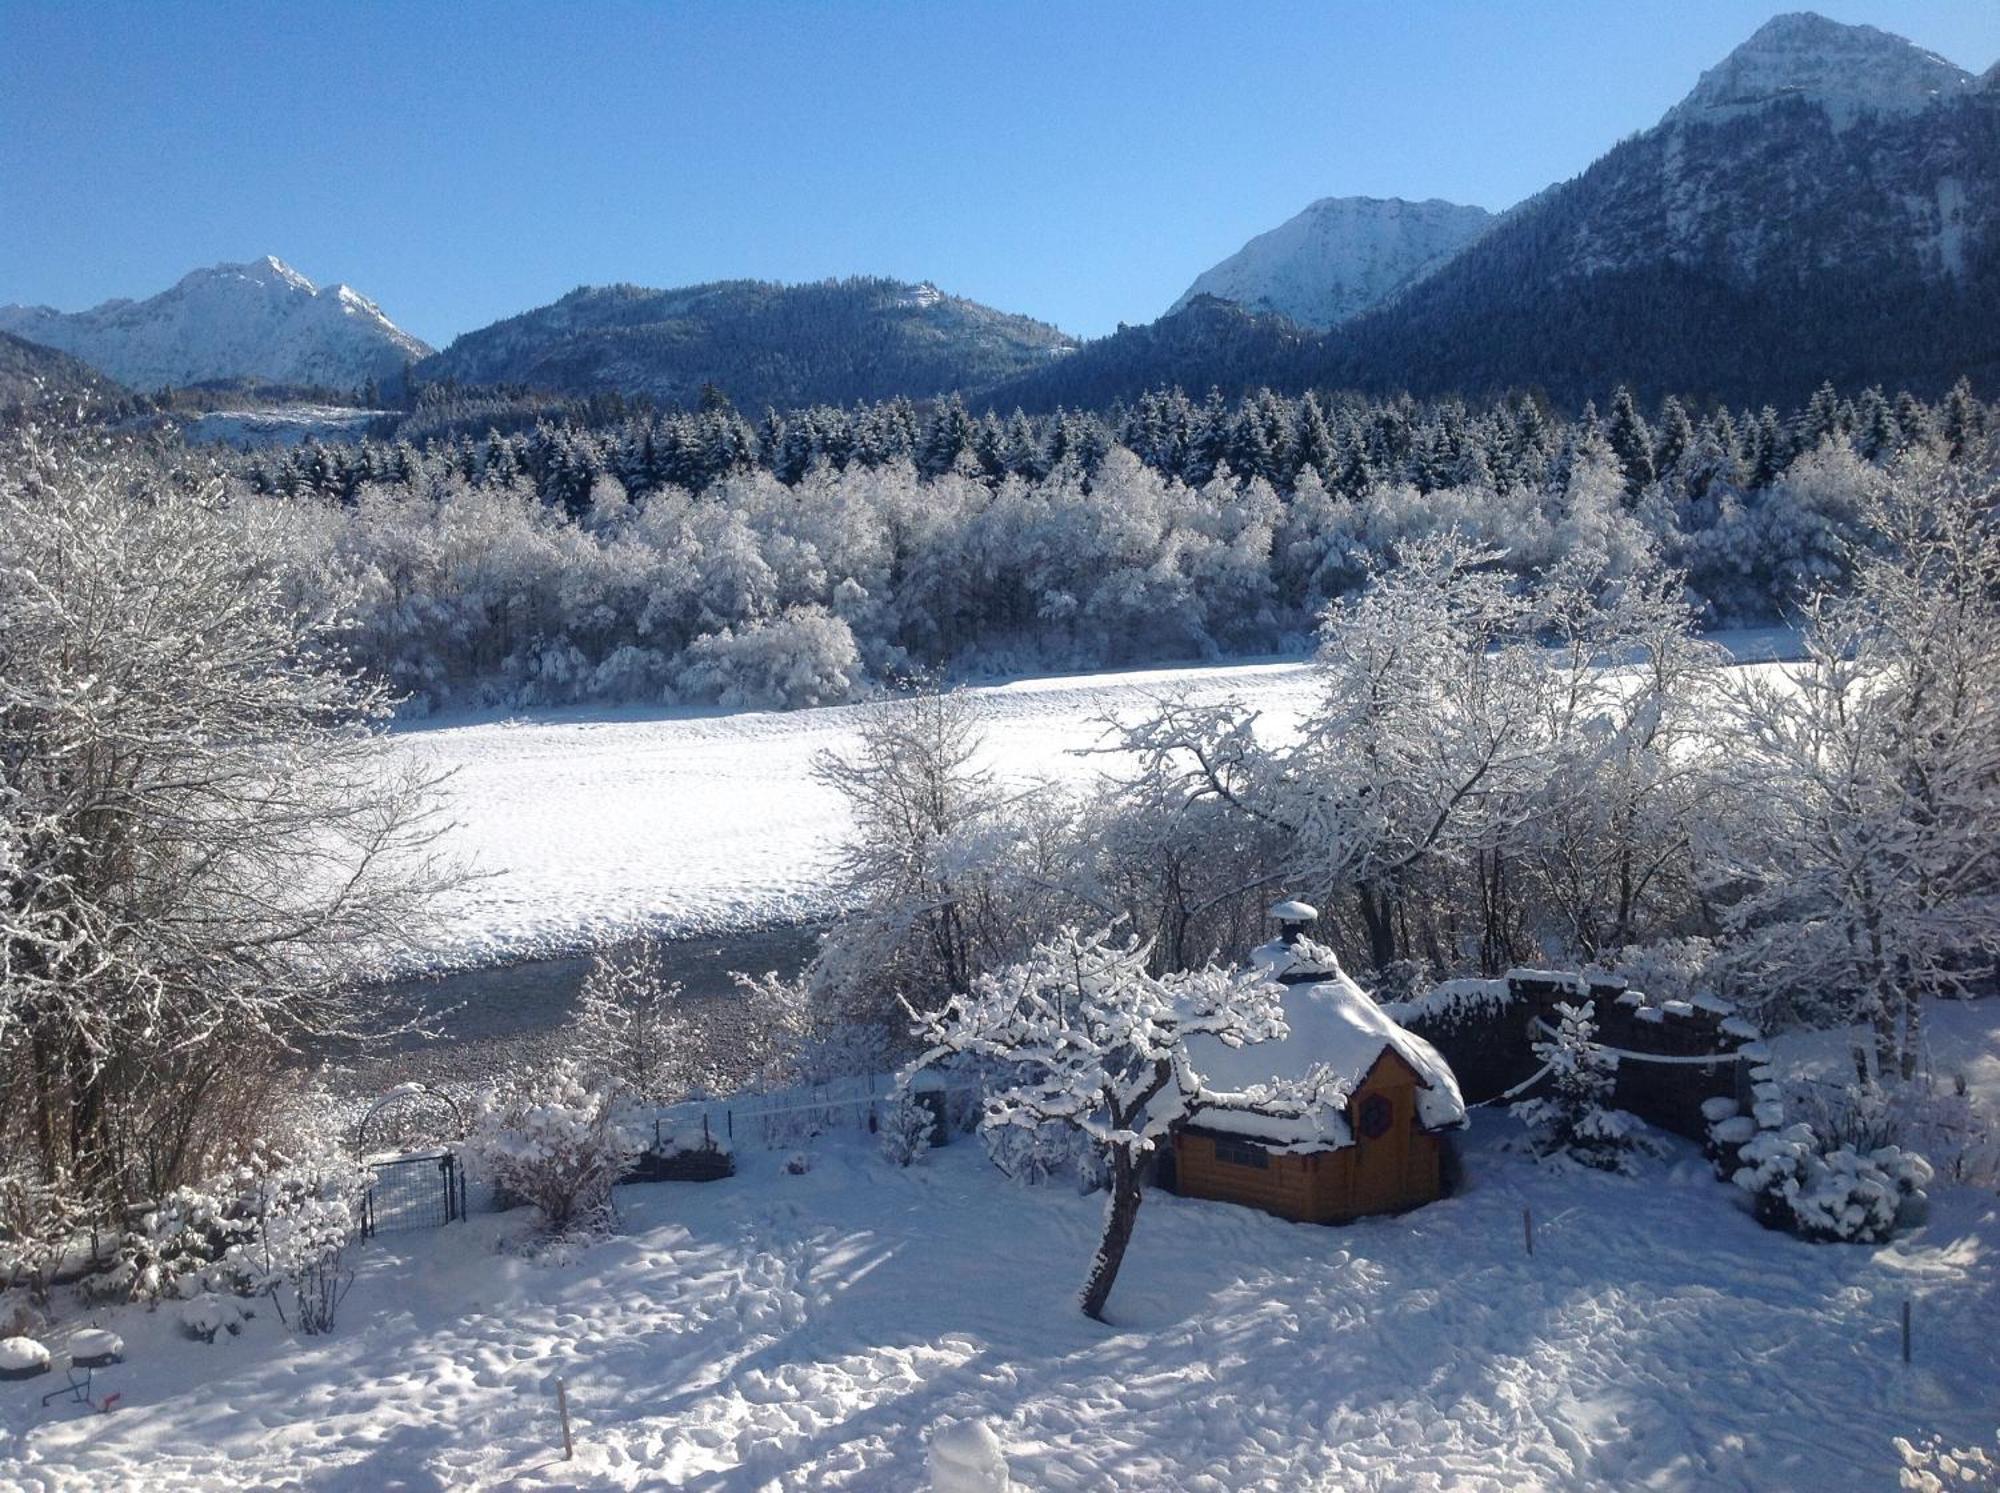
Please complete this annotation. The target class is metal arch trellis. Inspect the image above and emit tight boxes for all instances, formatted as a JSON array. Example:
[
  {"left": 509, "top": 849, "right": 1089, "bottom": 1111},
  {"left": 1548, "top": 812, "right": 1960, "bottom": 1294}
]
[{"left": 352, "top": 1083, "right": 468, "bottom": 1154}]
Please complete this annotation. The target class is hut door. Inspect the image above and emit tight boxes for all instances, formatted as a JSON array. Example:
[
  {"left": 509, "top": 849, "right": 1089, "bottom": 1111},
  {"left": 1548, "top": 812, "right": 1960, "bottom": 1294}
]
[{"left": 1349, "top": 1082, "right": 1408, "bottom": 1213}]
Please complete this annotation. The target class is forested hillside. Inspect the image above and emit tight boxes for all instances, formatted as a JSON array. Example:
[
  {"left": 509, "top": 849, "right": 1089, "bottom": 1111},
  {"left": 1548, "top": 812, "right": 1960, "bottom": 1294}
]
[
  {"left": 232, "top": 377, "right": 1994, "bottom": 712},
  {"left": 416, "top": 277, "right": 1076, "bottom": 410}
]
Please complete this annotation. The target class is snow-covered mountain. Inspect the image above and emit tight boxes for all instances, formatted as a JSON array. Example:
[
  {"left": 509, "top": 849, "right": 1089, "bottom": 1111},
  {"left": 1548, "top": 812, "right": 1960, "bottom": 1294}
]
[
  {"left": 1169, "top": 197, "right": 1495, "bottom": 329},
  {"left": 0, "top": 257, "right": 431, "bottom": 390},
  {"left": 1665, "top": 11, "right": 1975, "bottom": 129},
  {"left": 1006, "top": 11, "right": 1998, "bottom": 410}
]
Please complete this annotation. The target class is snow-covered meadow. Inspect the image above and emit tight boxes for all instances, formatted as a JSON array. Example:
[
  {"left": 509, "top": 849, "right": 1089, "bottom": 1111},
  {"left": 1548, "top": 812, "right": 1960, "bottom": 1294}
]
[
  {"left": 393, "top": 632, "right": 1800, "bottom": 971},
  {"left": 389, "top": 657, "right": 1322, "bottom": 968},
  {"left": 6, "top": 1026, "right": 1995, "bottom": 1491}
]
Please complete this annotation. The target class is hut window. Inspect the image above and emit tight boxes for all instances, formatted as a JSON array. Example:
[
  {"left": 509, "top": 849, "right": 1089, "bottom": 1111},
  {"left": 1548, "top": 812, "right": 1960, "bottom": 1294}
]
[
  {"left": 1356, "top": 1093, "right": 1393, "bottom": 1140},
  {"left": 1213, "top": 1138, "right": 1270, "bottom": 1169}
]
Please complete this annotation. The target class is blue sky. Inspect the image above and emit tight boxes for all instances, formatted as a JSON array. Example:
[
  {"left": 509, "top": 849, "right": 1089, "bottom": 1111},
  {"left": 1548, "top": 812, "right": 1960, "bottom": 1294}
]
[{"left": 2, "top": 1, "right": 1995, "bottom": 346}]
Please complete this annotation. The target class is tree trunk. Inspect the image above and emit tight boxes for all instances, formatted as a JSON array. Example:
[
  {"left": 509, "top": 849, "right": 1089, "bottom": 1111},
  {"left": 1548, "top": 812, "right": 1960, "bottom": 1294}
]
[
  {"left": 1358, "top": 886, "right": 1396, "bottom": 973},
  {"left": 1078, "top": 1146, "right": 1143, "bottom": 1323}
]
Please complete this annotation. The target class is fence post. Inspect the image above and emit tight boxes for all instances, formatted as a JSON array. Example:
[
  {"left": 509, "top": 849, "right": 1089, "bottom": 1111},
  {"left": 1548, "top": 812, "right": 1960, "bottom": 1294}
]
[
  {"left": 555, "top": 1377, "right": 574, "bottom": 1460},
  {"left": 1902, "top": 1298, "right": 1911, "bottom": 1364},
  {"left": 1523, "top": 1207, "right": 1534, "bottom": 1257}
]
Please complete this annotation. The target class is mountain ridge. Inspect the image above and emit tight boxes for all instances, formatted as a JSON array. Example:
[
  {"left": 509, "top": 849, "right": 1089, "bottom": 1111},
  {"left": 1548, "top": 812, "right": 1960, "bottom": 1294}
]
[{"left": 0, "top": 257, "right": 431, "bottom": 391}]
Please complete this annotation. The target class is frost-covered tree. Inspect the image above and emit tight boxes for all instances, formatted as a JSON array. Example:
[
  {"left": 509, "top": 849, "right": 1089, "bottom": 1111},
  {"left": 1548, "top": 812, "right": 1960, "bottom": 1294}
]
[
  {"left": 905, "top": 927, "right": 1284, "bottom": 1321},
  {"left": 571, "top": 939, "right": 705, "bottom": 1103},
  {"left": 1714, "top": 452, "right": 2000, "bottom": 1079},
  {"left": 0, "top": 430, "right": 453, "bottom": 1208},
  {"left": 808, "top": 688, "right": 1013, "bottom": 1024}
]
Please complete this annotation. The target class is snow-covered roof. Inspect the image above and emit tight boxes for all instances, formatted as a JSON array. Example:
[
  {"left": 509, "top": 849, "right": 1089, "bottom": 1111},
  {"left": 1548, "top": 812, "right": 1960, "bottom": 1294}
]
[
  {"left": 1184, "top": 943, "right": 1467, "bottom": 1151},
  {"left": 1269, "top": 899, "right": 1319, "bottom": 924}
]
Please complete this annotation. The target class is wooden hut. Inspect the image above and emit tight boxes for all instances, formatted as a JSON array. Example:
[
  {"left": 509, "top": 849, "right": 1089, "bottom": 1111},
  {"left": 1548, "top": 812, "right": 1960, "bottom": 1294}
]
[{"left": 1171, "top": 903, "right": 1466, "bottom": 1224}]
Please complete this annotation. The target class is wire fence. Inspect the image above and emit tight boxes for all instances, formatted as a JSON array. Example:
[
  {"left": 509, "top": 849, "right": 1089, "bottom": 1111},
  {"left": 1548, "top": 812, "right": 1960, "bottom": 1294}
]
[{"left": 647, "top": 1077, "right": 985, "bottom": 1155}]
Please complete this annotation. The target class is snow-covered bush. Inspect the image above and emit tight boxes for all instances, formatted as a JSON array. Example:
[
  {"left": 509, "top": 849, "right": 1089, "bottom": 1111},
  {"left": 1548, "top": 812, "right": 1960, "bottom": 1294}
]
[
  {"left": 1513, "top": 1002, "right": 1654, "bottom": 1174},
  {"left": 675, "top": 605, "right": 861, "bottom": 709},
  {"left": 464, "top": 1066, "right": 642, "bottom": 1236},
  {"left": 224, "top": 1151, "right": 371, "bottom": 1334},
  {"left": 122, "top": 1148, "right": 368, "bottom": 1333},
  {"left": 179, "top": 1292, "right": 240, "bottom": 1344},
  {"left": 1732, "top": 1124, "right": 1932, "bottom": 1243},
  {"left": 878, "top": 1092, "right": 935, "bottom": 1168},
  {"left": 0, "top": 1172, "right": 84, "bottom": 1305},
  {"left": 1895, "top": 1429, "right": 1999, "bottom": 1491},
  {"left": 571, "top": 940, "right": 709, "bottom": 1103},
  {"left": 979, "top": 1111, "right": 1109, "bottom": 1192}
]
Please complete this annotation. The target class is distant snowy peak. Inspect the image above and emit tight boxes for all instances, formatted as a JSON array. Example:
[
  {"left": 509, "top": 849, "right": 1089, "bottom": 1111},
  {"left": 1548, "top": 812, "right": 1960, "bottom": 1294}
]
[
  {"left": 1170, "top": 197, "right": 1496, "bottom": 330},
  {"left": 1665, "top": 12, "right": 1975, "bottom": 128},
  {"left": 0, "top": 256, "right": 431, "bottom": 390}
]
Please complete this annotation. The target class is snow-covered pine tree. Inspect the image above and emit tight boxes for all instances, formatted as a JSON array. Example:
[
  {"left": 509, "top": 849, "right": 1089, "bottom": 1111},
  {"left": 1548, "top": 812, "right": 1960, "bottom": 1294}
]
[{"left": 1513, "top": 1000, "right": 1650, "bottom": 1173}]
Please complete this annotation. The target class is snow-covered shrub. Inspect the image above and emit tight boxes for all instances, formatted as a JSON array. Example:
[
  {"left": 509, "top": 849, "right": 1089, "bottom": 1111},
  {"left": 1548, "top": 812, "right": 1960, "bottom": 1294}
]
[
  {"left": 179, "top": 1292, "right": 238, "bottom": 1344},
  {"left": 1732, "top": 1124, "right": 1932, "bottom": 1243},
  {"left": 878, "top": 1093, "right": 935, "bottom": 1168},
  {"left": 788, "top": 1021, "right": 892, "bottom": 1088},
  {"left": 981, "top": 1114, "right": 1108, "bottom": 1193},
  {"left": 124, "top": 1148, "right": 368, "bottom": 1332},
  {"left": 1512, "top": 1001, "right": 1654, "bottom": 1174},
  {"left": 128, "top": 1173, "right": 273, "bottom": 1303},
  {"left": 464, "top": 1066, "right": 642, "bottom": 1236},
  {"left": 1606, "top": 938, "right": 1721, "bottom": 1009},
  {"left": 224, "top": 1151, "right": 371, "bottom": 1334},
  {"left": 1895, "top": 1429, "right": 1999, "bottom": 1491},
  {"left": 0, "top": 1172, "right": 84, "bottom": 1305},
  {"left": 675, "top": 605, "right": 861, "bottom": 709}
]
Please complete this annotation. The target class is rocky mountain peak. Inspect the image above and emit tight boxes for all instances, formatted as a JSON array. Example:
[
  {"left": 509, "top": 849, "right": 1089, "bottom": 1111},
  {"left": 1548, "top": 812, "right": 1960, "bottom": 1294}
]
[{"left": 1665, "top": 11, "right": 1975, "bottom": 128}]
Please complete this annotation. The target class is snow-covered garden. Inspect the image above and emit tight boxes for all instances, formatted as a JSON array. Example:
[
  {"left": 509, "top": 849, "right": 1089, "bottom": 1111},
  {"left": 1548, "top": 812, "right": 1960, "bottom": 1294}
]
[{"left": 4, "top": 1014, "right": 1996, "bottom": 1491}]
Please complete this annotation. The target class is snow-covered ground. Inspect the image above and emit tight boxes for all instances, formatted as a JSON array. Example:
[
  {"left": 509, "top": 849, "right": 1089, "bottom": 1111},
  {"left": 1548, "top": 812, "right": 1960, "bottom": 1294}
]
[
  {"left": 390, "top": 657, "right": 1324, "bottom": 969},
  {"left": 6, "top": 1080, "right": 1993, "bottom": 1491},
  {"left": 393, "top": 632, "right": 1801, "bottom": 971}
]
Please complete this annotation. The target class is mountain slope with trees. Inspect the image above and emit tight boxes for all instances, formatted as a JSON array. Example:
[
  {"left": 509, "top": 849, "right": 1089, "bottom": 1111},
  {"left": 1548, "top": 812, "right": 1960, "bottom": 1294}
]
[
  {"left": 415, "top": 276, "right": 1077, "bottom": 411},
  {"left": 1001, "top": 13, "right": 1999, "bottom": 411}
]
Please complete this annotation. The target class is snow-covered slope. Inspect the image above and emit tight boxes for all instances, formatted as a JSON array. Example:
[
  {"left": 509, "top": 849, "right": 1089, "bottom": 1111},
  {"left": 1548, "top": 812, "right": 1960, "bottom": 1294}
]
[
  {"left": 0, "top": 257, "right": 430, "bottom": 390},
  {"left": 1665, "top": 11, "right": 1975, "bottom": 129},
  {"left": 1170, "top": 197, "right": 1494, "bottom": 329}
]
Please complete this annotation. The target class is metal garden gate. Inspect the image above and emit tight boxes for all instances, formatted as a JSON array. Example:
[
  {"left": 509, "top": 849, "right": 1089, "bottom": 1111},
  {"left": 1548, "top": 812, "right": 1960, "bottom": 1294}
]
[{"left": 362, "top": 1150, "right": 466, "bottom": 1237}]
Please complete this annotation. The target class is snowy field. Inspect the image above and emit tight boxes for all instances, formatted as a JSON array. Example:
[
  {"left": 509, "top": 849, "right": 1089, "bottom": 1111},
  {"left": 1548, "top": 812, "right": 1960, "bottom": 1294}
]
[
  {"left": 6, "top": 1038, "right": 1994, "bottom": 1491},
  {"left": 392, "top": 632, "right": 1800, "bottom": 971}
]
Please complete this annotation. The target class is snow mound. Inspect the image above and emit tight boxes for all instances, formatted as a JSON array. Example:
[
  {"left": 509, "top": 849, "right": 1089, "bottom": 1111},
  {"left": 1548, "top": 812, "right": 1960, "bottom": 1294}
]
[
  {"left": 929, "top": 1417, "right": 1011, "bottom": 1491},
  {"left": 0, "top": 1336, "right": 49, "bottom": 1375}
]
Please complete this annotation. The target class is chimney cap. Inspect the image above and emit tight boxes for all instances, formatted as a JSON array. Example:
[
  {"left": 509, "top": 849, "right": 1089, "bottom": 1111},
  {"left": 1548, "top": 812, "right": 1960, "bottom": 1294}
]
[{"left": 1270, "top": 899, "right": 1318, "bottom": 924}]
